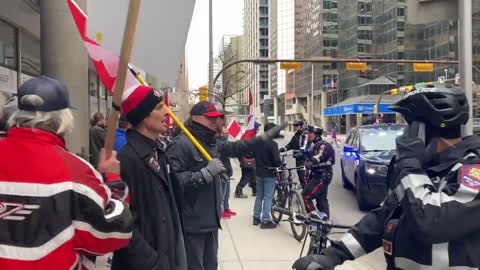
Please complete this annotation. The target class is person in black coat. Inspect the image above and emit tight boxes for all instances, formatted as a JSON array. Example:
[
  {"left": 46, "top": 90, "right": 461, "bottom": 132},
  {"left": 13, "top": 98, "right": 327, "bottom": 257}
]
[
  {"left": 167, "top": 102, "right": 284, "bottom": 270},
  {"left": 217, "top": 126, "right": 236, "bottom": 218},
  {"left": 279, "top": 119, "right": 308, "bottom": 188},
  {"left": 112, "top": 86, "right": 187, "bottom": 270}
]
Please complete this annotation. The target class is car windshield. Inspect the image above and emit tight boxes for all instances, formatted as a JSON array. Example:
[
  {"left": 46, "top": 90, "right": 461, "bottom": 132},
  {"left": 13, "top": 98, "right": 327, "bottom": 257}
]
[{"left": 359, "top": 126, "right": 405, "bottom": 152}]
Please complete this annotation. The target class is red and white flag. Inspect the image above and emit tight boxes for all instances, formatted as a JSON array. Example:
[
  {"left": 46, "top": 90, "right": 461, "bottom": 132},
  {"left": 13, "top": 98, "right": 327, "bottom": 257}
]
[
  {"left": 227, "top": 118, "right": 241, "bottom": 139},
  {"left": 67, "top": 0, "right": 142, "bottom": 96},
  {"left": 240, "top": 117, "right": 257, "bottom": 140}
]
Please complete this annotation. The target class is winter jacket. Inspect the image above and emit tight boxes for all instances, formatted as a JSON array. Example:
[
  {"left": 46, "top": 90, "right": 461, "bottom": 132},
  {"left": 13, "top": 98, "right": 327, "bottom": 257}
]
[
  {"left": 112, "top": 130, "right": 186, "bottom": 270},
  {"left": 217, "top": 137, "right": 233, "bottom": 177},
  {"left": 113, "top": 128, "right": 127, "bottom": 152},
  {"left": 254, "top": 139, "right": 281, "bottom": 178},
  {"left": 89, "top": 125, "right": 105, "bottom": 167},
  {"left": 0, "top": 127, "right": 132, "bottom": 270},
  {"left": 285, "top": 129, "right": 308, "bottom": 165},
  {"left": 167, "top": 122, "right": 263, "bottom": 233},
  {"left": 323, "top": 135, "right": 480, "bottom": 270}
]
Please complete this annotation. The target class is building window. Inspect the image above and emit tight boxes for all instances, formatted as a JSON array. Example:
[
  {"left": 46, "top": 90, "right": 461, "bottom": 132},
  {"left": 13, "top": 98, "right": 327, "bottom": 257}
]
[
  {"left": 358, "top": 30, "right": 372, "bottom": 40},
  {"left": 358, "top": 16, "right": 372, "bottom": 25},
  {"left": 260, "top": 39, "right": 268, "bottom": 47},
  {"left": 260, "top": 49, "right": 268, "bottom": 57},
  {"left": 397, "top": 21, "right": 405, "bottom": 31},
  {"left": 358, "top": 2, "right": 372, "bottom": 13},
  {"left": 397, "top": 7, "right": 405, "bottom": 17},
  {"left": 20, "top": 31, "right": 41, "bottom": 76},
  {"left": 0, "top": 20, "right": 17, "bottom": 70},
  {"left": 260, "top": 28, "right": 268, "bottom": 36},
  {"left": 323, "top": 0, "right": 337, "bottom": 9},
  {"left": 260, "top": 18, "right": 268, "bottom": 26},
  {"left": 260, "top": 81, "right": 268, "bottom": 89},
  {"left": 260, "top": 6, "right": 268, "bottom": 15}
]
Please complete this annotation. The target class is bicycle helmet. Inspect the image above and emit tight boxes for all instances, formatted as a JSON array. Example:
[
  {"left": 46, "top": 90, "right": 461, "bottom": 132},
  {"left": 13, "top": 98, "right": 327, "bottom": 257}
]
[
  {"left": 293, "top": 119, "right": 304, "bottom": 126},
  {"left": 307, "top": 125, "right": 324, "bottom": 136},
  {"left": 389, "top": 83, "right": 469, "bottom": 129}
]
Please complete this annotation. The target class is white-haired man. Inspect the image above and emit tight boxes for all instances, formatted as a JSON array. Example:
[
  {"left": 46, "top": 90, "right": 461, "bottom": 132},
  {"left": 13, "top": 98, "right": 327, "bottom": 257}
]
[{"left": 0, "top": 76, "right": 133, "bottom": 269}]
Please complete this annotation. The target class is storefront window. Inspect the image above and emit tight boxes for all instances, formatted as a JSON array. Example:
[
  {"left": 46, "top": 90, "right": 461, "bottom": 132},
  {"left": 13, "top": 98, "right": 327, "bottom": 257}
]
[
  {"left": 0, "top": 20, "right": 17, "bottom": 70},
  {"left": 20, "top": 31, "right": 41, "bottom": 76}
]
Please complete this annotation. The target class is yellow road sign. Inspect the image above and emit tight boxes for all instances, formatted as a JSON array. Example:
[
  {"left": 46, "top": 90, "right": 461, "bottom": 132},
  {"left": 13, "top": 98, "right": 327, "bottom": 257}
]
[
  {"left": 280, "top": 62, "right": 302, "bottom": 70},
  {"left": 199, "top": 86, "right": 208, "bottom": 101},
  {"left": 413, "top": 63, "right": 434, "bottom": 72},
  {"left": 346, "top": 62, "right": 367, "bottom": 71}
]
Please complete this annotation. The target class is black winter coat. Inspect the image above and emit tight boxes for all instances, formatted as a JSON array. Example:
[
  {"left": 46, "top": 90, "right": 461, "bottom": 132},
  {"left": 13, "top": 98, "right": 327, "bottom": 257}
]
[
  {"left": 254, "top": 139, "right": 281, "bottom": 178},
  {"left": 217, "top": 136, "right": 234, "bottom": 177},
  {"left": 112, "top": 130, "right": 187, "bottom": 270},
  {"left": 167, "top": 122, "right": 263, "bottom": 233}
]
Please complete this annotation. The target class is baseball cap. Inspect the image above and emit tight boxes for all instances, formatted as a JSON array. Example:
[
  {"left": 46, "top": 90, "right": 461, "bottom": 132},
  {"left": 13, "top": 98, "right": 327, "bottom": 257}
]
[
  {"left": 17, "top": 76, "right": 73, "bottom": 112},
  {"left": 190, "top": 101, "right": 224, "bottom": 117}
]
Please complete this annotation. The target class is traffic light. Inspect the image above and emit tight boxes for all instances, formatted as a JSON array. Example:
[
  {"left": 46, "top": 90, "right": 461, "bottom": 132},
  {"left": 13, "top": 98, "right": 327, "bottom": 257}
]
[{"left": 199, "top": 86, "right": 208, "bottom": 101}]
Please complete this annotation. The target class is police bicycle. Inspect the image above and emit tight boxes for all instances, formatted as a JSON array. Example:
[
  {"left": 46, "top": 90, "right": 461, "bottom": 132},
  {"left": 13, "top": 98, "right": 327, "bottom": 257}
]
[
  {"left": 268, "top": 153, "right": 307, "bottom": 241},
  {"left": 273, "top": 206, "right": 351, "bottom": 257}
]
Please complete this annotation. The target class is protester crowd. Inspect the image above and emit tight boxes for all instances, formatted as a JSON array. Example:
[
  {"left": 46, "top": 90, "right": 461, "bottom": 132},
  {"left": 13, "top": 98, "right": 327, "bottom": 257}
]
[{"left": 1, "top": 76, "right": 479, "bottom": 270}]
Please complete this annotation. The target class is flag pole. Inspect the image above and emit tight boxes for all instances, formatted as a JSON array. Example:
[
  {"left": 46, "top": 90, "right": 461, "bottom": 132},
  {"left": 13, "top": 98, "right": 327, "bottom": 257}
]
[
  {"left": 127, "top": 65, "right": 213, "bottom": 161},
  {"left": 104, "top": 0, "right": 142, "bottom": 158}
]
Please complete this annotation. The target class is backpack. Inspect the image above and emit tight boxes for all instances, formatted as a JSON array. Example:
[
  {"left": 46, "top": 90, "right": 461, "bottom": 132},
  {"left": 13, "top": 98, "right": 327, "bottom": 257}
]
[{"left": 242, "top": 157, "right": 256, "bottom": 169}]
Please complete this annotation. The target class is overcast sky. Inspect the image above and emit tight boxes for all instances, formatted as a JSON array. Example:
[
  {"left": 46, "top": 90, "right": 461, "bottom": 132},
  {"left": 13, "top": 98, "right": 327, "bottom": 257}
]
[{"left": 186, "top": 0, "right": 244, "bottom": 89}]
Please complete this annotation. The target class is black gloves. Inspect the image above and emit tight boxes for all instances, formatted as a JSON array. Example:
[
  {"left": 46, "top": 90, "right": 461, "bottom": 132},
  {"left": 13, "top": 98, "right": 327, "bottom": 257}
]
[
  {"left": 292, "top": 255, "right": 336, "bottom": 270},
  {"left": 200, "top": 158, "right": 227, "bottom": 184},
  {"left": 279, "top": 147, "right": 287, "bottom": 153}
]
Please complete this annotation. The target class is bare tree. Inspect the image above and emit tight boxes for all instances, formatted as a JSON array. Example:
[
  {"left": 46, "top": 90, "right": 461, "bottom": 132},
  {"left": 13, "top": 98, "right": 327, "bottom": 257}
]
[{"left": 214, "top": 51, "right": 251, "bottom": 108}]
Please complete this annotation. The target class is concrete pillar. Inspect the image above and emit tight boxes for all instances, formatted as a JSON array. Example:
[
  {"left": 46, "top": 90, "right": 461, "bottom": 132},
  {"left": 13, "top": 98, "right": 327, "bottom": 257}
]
[
  {"left": 346, "top": 114, "right": 352, "bottom": 133},
  {"left": 321, "top": 92, "right": 327, "bottom": 128},
  {"left": 356, "top": 113, "right": 363, "bottom": 126},
  {"left": 41, "top": 0, "right": 89, "bottom": 158}
]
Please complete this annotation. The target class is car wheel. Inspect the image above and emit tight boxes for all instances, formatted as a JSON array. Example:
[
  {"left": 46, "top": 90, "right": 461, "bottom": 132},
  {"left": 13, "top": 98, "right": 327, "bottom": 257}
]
[
  {"left": 340, "top": 162, "right": 352, "bottom": 190},
  {"left": 355, "top": 174, "right": 370, "bottom": 211}
]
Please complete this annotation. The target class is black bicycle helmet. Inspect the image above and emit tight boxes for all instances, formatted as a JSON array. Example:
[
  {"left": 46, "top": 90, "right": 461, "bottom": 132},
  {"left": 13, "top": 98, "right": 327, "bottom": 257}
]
[
  {"left": 308, "top": 125, "right": 324, "bottom": 136},
  {"left": 293, "top": 119, "right": 304, "bottom": 126},
  {"left": 389, "top": 83, "right": 469, "bottom": 129}
]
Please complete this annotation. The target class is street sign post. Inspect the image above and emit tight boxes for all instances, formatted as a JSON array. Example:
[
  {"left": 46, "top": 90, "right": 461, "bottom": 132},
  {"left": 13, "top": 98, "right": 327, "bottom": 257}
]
[
  {"left": 280, "top": 62, "right": 302, "bottom": 70},
  {"left": 413, "top": 63, "right": 434, "bottom": 72},
  {"left": 346, "top": 62, "right": 367, "bottom": 71}
]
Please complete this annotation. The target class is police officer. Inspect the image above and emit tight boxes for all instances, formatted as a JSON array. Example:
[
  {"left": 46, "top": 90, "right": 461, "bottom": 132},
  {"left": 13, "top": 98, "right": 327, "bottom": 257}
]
[
  {"left": 301, "top": 125, "right": 335, "bottom": 216},
  {"left": 280, "top": 119, "right": 309, "bottom": 187},
  {"left": 292, "top": 83, "right": 480, "bottom": 270}
]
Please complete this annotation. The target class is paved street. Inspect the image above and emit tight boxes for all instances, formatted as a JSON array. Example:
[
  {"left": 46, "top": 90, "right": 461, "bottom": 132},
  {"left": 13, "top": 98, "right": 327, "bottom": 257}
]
[{"left": 97, "top": 136, "right": 386, "bottom": 270}]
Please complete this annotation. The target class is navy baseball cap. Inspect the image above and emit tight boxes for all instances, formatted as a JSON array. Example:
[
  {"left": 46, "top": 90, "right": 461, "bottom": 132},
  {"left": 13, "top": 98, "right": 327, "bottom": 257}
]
[{"left": 17, "top": 76, "right": 73, "bottom": 112}]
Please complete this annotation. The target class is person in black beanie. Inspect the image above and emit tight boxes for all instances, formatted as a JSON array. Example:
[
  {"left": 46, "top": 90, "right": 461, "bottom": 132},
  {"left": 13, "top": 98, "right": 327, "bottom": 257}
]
[{"left": 112, "top": 85, "right": 187, "bottom": 270}]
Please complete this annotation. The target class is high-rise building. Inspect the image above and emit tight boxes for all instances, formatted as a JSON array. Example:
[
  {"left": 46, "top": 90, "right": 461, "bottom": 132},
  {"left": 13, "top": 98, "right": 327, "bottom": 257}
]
[{"left": 243, "top": 0, "right": 270, "bottom": 121}]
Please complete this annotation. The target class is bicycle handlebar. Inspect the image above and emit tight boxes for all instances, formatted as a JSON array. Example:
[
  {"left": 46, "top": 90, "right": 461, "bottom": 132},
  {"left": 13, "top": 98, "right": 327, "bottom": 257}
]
[
  {"left": 266, "top": 166, "right": 305, "bottom": 172},
  {"left": 272, "top": 206, "right": 351, "bottom": 229}
]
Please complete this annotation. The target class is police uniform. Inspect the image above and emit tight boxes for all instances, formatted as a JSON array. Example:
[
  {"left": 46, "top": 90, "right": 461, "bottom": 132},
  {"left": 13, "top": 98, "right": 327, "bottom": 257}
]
[{"left": 301, "top": 138, "right": 335, "bottom": 216}]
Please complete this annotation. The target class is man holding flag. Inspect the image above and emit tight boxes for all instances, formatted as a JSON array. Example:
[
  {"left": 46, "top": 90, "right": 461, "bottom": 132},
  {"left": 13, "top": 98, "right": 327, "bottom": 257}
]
[{"left": 167, "top": 101, "right": 285, "bottom": 270}]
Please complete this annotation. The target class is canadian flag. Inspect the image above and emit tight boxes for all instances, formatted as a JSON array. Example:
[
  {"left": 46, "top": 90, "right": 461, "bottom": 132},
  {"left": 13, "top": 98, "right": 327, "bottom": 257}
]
[
  {"left": 67, "top": 0, "right": 144, "bottom": 100},
  {"left": 227, "top": 118, "right": 241, "bottom": 139}
]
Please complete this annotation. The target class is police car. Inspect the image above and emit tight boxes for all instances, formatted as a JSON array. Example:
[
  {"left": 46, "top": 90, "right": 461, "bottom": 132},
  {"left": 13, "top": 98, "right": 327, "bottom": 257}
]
[{"left": 340, "top": 124, "right": 406, "bottom": 210}]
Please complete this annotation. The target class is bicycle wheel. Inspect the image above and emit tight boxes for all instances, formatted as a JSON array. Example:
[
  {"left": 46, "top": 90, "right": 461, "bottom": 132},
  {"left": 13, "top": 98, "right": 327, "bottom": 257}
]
[
  {"left": 289, "top": 190, "right": 307, "bottom": 241},
  {"left": 271, "top": 188, "right": 285, "bottom": 223}
]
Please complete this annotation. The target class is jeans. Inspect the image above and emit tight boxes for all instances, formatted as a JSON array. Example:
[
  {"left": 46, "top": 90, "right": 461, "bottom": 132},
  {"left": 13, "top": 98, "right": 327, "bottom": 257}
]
[
  {"left": 222, "top": 180, "right": 230, "bottom": 210},
  {"left": 253, "top": 177, "right": 276, "bottom": 222}
]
